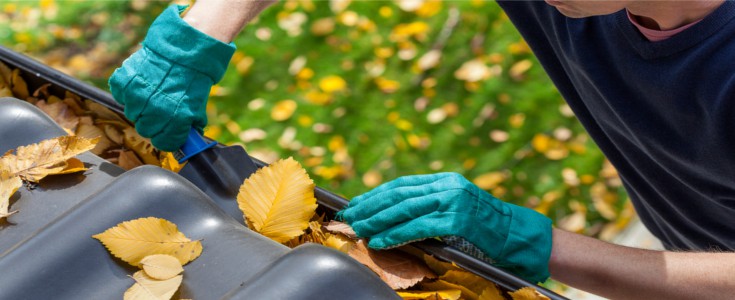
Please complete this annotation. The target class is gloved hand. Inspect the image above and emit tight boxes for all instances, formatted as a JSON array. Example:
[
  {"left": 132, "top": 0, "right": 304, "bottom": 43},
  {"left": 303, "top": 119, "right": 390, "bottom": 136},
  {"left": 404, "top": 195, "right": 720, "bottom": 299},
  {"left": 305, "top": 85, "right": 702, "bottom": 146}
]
[
  {"left": 109, "top": 5, "right": 235, "bottom": 152},
  {"left": 337, "top": 172, "right": 553, "bottom": 283}
]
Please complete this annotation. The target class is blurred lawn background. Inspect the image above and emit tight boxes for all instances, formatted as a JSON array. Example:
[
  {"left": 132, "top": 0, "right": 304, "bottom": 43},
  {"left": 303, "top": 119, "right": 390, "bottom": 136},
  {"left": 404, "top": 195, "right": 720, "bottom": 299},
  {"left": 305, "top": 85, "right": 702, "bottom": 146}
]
[{"left": 1, "top": 0, "right": 634, "bottom": 287}]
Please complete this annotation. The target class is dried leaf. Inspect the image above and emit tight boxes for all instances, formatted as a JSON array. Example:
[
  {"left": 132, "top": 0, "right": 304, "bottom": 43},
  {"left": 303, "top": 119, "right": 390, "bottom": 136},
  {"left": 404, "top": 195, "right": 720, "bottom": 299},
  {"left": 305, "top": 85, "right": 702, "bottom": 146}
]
[
  {"left": 323, "top": 233, "right": 355, "bottom": 253},
  {"left": 123, "top": 128, "right": 159, "bottom": 165},
  {"left": 159, "top": 152, "right": 183, "bottom": 173},
  {"left": 93, "top": 217, "right": 202, "bottom": 267},
  {"left": 10, "top": 69, "right": 29, "bottom": 99},
  {"left": 0, "top": 135, "right": 98, "bottom": 182},
  {"left": 1, "top": 167, "right": 22, "bottom": 219},
  {"left": 509, "top": 287, "right": 549, "bottom": 300},
  {"left": 397, "top": 290, "right": 461, "bottom": 300},
  {"left": 54, "top": 157, "right": 87, "bottom": 175},
  {"left": 440, "top": 270, "right": 499, "bottom": 296},
  {"left": 119, "top": 150, "right": 144, "bottom": 171},
  {"left": 423, "top": 254, "right": 461, "bottom": 276},
  {"left": 478, "top": 286, "right": 506, "bottom": 300},
  {"left": 140, "top": 254, "right": 184, "bottom": 280},
  {"left": 348, "top": 240, "right": 436, "bottom": 290},
  {"left": 76, "top": 123, "right": 113, "bottom": 155},
  {"left": 237, "top": 157, "right": 317, "bottom": 243},
  {"left": 103, "top": 124, "right": 124, "bottom": 145},
  {"left": 36, "top": 100, "right": 80, "bottom": 133},
  {"left": 420, "top": 280, "right": 478, "bottom": 300},
  {"left": 124, "top": 270, "right": 182, "bottom": 300},
  {"left": 85, "top": 100, "right": 127, "bottom": 123},
  {"left": 323, "top": 220, "right": 357, "bottom": 239}
]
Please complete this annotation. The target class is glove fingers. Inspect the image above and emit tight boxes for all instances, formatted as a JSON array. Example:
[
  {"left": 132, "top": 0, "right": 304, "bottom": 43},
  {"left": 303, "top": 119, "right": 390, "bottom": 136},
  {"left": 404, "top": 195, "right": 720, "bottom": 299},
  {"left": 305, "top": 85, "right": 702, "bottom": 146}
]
[
  {"left": 341, "top": 181, "right": 454, "bottom": 225},
  {"left": 348, "top": 173, "right": 455, "bottom": 207},
  {"left": 350, "top": 193, "right": 442, "bottom": 237},
  {"left": 151, "top": 121, "right": 191, "bottom": 152},
  {"left": 366, "top": 212, "right": 459, "bottom": 250}
]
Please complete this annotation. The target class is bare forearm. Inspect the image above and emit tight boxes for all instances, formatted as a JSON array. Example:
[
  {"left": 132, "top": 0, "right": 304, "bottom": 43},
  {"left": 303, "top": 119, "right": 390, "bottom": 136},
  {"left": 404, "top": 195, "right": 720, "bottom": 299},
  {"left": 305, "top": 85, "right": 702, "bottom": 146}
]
[
  {"left": 549, "top": 229, "right": 735, "bottom": 299},
  {"left": 182, "top": 0, "right": 275, "bottom": 43}
]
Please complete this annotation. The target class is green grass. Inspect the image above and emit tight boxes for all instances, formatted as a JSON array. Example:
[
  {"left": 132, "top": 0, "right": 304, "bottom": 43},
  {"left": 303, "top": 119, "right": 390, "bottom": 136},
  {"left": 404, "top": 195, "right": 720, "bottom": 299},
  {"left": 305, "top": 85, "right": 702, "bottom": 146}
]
[{"left": 0, "top": 0, "right": 632, "bottom": 241}]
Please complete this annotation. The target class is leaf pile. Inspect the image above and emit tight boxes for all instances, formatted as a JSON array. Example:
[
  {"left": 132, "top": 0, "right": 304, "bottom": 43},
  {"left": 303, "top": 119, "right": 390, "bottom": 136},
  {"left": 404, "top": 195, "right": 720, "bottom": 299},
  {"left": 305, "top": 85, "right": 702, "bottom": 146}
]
[
  {"left": 0, "top": 61, "right": 181, "bottom": 173},
  {"left": 0, "top": 135, "right": 99, "bottom": 221},
  {"left": 93, "top": 217, "right": 202, "bottom": 300},
  {"left": 237, "top": 158, "right": 549, "bottom": 299}
]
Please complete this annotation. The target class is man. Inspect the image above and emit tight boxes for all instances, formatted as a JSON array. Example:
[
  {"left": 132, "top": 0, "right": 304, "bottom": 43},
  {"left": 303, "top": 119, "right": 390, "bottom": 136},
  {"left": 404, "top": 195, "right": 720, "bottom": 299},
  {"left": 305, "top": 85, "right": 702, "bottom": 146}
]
[{"left": 109, "top": 1, "right": 735, "bottom": 298}]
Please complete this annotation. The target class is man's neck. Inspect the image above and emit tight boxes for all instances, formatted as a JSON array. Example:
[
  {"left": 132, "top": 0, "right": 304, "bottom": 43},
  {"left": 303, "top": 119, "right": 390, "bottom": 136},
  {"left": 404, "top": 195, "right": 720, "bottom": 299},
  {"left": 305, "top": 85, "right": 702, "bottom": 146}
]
[{"left": 627, "top": 1, "right": 725, "bottom": 30}]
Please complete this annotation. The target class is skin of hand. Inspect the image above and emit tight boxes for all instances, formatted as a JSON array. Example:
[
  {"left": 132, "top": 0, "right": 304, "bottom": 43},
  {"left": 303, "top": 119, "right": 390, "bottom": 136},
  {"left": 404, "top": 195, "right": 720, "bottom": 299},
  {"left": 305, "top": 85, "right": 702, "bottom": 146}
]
[
  {"left": 549, "top": 229, "right": 735, "bottom": 299},
  {"left": 182, "top": 0, "right": 277, "bottom": 43}
]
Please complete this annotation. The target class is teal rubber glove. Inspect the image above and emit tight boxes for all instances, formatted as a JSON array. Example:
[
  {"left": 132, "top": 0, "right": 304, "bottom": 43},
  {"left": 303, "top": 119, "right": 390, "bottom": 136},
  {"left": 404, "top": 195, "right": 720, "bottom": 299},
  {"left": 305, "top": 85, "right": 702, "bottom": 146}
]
[
  {"left": 108, "top": 5, "right": 235, "bottom": 152},
  {"left": 337, "top": 172, "right": 553, "bottom": 283}
]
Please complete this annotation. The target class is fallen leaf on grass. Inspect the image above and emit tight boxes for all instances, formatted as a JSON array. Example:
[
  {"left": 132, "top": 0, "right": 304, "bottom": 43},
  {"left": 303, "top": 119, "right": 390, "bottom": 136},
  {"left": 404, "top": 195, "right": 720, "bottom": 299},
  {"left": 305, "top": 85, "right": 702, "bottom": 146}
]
[
  {"left": 0, "top": 135, "right": 98, "bottom": 182},
  {"left": 124, "top": 270, "right": 182, "bottom": 300},
  {"left": 0, "top": 167, "right": 22, "bottom": 219},
  {"left": 237, "top": 157, "right": 317, "bottom": 243},
  {"left": 140, "top": 254, "right": 184, "bottom": 280},
  {"left": 348, "top": 240, "right": 436, "bottom": 290},
  {"left": 93, "top": 217, "right": 202, "bottom": 267}
]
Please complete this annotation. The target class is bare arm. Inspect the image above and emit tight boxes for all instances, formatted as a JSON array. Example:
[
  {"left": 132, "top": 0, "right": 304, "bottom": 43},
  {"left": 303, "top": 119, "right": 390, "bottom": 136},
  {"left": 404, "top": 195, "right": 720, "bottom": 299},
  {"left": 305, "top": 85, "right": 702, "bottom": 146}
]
[
  {"left": 549, "top": 229, "right": 735, "bottom": 299},
  {"left": 182, "top": 0, "right": 276, "bottom": 43}
]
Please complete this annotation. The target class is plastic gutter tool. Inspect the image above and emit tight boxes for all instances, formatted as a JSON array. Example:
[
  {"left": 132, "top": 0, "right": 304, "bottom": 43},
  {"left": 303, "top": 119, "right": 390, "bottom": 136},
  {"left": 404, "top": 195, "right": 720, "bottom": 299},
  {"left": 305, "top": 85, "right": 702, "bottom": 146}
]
[{"left": 175, "top": 128, "right": 259, "bottom": 223}]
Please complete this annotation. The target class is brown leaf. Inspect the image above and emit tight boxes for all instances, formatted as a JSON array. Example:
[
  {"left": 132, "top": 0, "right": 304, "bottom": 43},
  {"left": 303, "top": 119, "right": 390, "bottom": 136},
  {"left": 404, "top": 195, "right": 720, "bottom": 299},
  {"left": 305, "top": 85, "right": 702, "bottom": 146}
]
[
  {"left": 10, "top": 69, "right": 29, "bottom": 99},
  {"left": 397, "top": 290, "right": 461, "bottom": 300},
  {"left": 323, "top": 220, "right": 357, "bottom": 239},
  {"left": 348, "top": 240, "right": 436, "bottom": 290},
  {"left": 119, "top": 150, "right": 144, "bottom": 171},
  {"left": 0, "top": 135, "right": 98, "bottom": 182},
  {"left": 76, "top": 123, "right": 113, "bottom": 156},
  {"left": 123, "top": 127, "right": 160, "bottom": 165},
  {"left": 36, "top": 100, "right": 80, "bottom": 133},
  {"left": 1, "top": 167, "right": 22, "bottom": 220}
]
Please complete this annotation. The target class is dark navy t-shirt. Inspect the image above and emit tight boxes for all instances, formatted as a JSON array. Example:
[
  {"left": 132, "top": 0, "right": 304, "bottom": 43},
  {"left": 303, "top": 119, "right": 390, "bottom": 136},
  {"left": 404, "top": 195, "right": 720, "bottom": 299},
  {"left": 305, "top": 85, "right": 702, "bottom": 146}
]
[{"left": 497, "top": 1, "right": 735, "bottom": 251}]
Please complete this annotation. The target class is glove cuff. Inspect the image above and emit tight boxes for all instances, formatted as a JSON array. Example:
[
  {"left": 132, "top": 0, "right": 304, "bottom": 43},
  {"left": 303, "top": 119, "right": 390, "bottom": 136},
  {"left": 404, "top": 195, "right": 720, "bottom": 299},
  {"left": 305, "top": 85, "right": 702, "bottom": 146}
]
[
  {"left": 498, "top": 205, "right": 552, "bottom": 283},
  {"left": 143, "top": 5, "right": 236, "bottom": 83}
]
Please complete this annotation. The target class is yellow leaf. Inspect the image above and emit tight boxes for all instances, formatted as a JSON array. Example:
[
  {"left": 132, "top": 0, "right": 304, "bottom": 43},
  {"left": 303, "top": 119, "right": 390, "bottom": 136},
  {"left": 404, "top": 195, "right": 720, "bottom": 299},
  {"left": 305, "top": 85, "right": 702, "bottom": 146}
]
[
  {"left": 323, "top": 233, "right": 355, "bottom": 253},
  {"left": 271, "top": 100, "right": 298, "bottom": 122},
  {"left": 76, "top": 123, "right": 112, "bottom": 156},
  {"left": 509, "top": 287, "right": 550, "bottom": 300},
  {"left": 478, "top": 286, "right": 506, "bottom": 300},
  {"left": 1, "top": 167, "right": 22, "bottom": 219},
  {"left": 0, "top": 135, "right": 98, "bottom": 182},
  {"left": 93, "top": 217, "right": 202, "bottom": 267},
  {"left": 123, "top": 128, "right": 159, "bottom": 165},
  {"left": 140, "top": 254, "right": 184, "bottom": 280},
  {"left": 423, "top": 254, "right": 461, "bottom": 277},
  {"left": 10, "top": 69, "right": 29, "bottom": 99},
  {"left": 237, "top": 157, "right": 317, "bottom": 243},
  {"left": 319, "top": 75, "right": 347, "bottom": 93},
  {"left": 473, "top": 172, "right": 505, "bottom": 190},
  {"left": 420, "top": 280, "right": 478, "bottom": 300},
  {"left": 54, "top": 157, "right": 87, "bottom": 175},
  {"left": 397, "top": 290, "right": 461, "bottom": 300},
  {"left": 348, "top": 240, "right": 436, "bottom": 290},
  {"left": 124, "top": 270, "right": 182, "bottom": 300},
  {"left": 159, "top": 152, "right": 183, "bottom": 173},
  {"left": 440, "top": 270, "right": 500, "bottom": 296}
]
